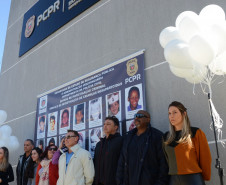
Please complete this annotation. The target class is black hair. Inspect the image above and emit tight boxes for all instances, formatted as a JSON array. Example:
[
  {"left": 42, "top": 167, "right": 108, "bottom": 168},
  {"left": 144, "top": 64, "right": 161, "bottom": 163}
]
[
  {"left": 62, "top": 109, "right": 69, "bottom": 118},
  {"left": 76, "top": 104, "right": 84, "bottom": 114},
  {"left": 76, "top": 104, "right": 84, "bottom": 122},
  {"left": 105, "top": 116, "right": 119, "bottom": 127},
  {"left": 48, "top": 138, "right": 55, "bottom": 146},
  {"left": 25, "top": 147, "right": 42, "bottom": 178},
  {"left": 26, "top": 139, "right": 34, "bottom": 146},
  {"left": 41, "top": 145, "right": 57, "bottom": 160},
  {"left": 67, "top": 130, "right": 79, "bottom": 140},
  {"left": 39, "top": 116, "right": 45, "bottom": 124},
  {"left": 128, "top": 86, "right": 140, "bottom": 99},
  {"left": 50, "top": 115, "right": 55, "bottom": 121},
  {"left": 39, "top": 139, "right": 44, "bottom": 146}
]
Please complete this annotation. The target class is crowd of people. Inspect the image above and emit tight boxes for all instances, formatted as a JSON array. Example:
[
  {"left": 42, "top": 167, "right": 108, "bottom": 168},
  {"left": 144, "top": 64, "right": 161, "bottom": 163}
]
[{"left": 0, "top": 101, "right": 212, "bottom": 185}]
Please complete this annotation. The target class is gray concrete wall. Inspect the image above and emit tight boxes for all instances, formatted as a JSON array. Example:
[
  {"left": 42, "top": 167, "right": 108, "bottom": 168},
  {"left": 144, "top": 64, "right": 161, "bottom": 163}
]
[{"left": 0, "top": 0, "right": 226, "bottom": 184}]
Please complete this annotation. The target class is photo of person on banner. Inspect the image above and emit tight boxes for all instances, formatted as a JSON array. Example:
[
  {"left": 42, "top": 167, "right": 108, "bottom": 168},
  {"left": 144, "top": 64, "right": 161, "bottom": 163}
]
[
  {"left": 73, "top": 103, "right": 86, "bottom": 131},
  {"left": 126, "top": 120, "right": 136, "bottom": 132},
  {"left": 47, "top": 137, "right": 57, "bottom": 146},
  {"left": 37, "top": 115, "right": 46, "bottom": 139},
  {"left": 60, "top": 107, "right": 71, "bottom": 134},
  {"left": 39, "top": 95, "right": 47, "bottom": 109},
  {"left": 125, "top": 84, "right": 143, "bottom": 112},
  {"left": 39, "top": 95, "right": 47, "bottom": 114},
  {"left": 78, "top": 131, "right": 85, "bottom": 149},
  {"left": 47, "top": 111, "right": 58, "bottom": 137},
  {"left": 106, "top": 91, "right": 121, "bottom": 121},
  {"left": 89, "top": 127, "right": 102, "bottom": 158},
  {"left": 89, "top": 97, "right": 102, "bottom": 128},
  {"left": 37, "top": 139, "right": 45, "bottom": 151}
]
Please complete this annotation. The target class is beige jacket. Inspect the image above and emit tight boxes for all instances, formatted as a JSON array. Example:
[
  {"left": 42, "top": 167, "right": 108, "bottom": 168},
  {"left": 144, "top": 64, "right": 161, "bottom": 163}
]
[{"left": 57, "top": 144, "right": 94, "bottom": 185}]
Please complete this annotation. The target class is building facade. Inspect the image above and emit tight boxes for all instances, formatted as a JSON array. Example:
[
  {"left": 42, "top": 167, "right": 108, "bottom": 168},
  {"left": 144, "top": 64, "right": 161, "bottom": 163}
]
[{"left": 1, "top": 0, "right": 226, "bottom": 184}]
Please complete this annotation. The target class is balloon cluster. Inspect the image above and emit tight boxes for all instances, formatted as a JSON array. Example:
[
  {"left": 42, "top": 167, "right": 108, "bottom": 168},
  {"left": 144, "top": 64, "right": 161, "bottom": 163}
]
[
  {"left": 0, "top": 110, "right": 20, "bottom": 151},
  {"left": 0, "top": 110, "right": 7, "bottom": 125},
  {"left": 159, "top": 4, "right": 226, "bottom": 84}
]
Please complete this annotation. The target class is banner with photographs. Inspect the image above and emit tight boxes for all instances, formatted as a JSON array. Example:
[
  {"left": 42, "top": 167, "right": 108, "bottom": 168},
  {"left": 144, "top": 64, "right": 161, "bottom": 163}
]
[{"left": 35, "top": 50, "right": 146, "bottom": 156}]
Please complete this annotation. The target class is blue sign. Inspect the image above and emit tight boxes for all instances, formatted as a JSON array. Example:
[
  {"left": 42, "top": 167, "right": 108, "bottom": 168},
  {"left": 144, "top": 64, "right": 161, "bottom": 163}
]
[{"left": 19, "top": 0, "right": 100, "bottom": 57}]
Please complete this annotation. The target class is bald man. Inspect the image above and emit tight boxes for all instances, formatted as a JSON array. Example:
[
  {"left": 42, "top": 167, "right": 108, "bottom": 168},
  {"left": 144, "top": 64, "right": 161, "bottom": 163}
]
[{"left": 116, "top": 110, "right": 169, "bottom": 185}]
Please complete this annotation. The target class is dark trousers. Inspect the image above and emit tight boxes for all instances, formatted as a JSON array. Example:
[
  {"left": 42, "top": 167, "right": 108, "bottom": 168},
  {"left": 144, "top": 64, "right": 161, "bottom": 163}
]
[{"left": 169, "top": 173, "right": 205, "bottom": 185}]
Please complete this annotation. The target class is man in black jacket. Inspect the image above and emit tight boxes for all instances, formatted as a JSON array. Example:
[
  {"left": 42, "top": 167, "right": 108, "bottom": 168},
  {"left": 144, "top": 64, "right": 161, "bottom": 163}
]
[
  {"left": 94, "top": 116, "right": 123, "bottom": 185},
  {"left": 116, "top": 110, "right": 169, "bottom": 185},
  {"left": 16, "top": 139, "right": 34, "bottom": 185}
]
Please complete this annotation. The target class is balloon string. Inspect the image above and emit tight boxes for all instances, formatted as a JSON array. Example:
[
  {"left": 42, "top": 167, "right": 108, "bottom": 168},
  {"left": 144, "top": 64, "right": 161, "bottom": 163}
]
[
  {"left": 198, "top": 67, "right": 210, "bottom": 94},
  {"left": 198, "top": 67, "right": 225, "bottom": 147},
  {"left": 217, "top": 75, "right": 225, "bottom": 85},
  {"left": 209, "top": 99, "right": 225, "bottom": 147},
  {"left": 192, "top": 83, "right": 196, "bottom": 95}
]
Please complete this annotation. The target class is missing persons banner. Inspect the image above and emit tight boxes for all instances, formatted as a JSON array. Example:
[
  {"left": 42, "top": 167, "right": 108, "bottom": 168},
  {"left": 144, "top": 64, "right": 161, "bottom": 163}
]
[{"left": 35, "top": 50, "right": 146, "bottom": 157}]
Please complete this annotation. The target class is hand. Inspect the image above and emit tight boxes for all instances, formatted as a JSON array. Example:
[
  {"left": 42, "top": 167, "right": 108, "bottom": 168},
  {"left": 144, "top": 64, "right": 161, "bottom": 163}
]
[
  {"left": 0, "top": 178, "right": 2, "bottom": 183},
  {"left": 59, "top": 138, "right": 65, "bottom": 149}
]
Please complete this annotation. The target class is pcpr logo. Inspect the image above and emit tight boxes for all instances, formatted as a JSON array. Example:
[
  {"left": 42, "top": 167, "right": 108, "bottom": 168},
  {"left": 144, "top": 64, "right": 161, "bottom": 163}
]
[{"left": 25, "top": 15, "right": 35, "bottom": 38}]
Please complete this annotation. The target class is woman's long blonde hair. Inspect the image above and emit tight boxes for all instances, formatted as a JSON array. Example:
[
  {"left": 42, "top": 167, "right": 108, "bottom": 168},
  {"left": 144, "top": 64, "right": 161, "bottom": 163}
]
[
  {"left": 0, "top": 147, "right": 9, "bottom": 172},
  {"left": 165, "top": 101, "right": 192, "bottom": 145}
]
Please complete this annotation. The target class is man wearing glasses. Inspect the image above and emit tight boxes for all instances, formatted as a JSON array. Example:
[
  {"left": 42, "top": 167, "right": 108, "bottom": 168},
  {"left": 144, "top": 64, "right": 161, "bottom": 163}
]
[
  {"left": 93, "top": 116, "right": 123, "bottom": 185},
  {"left": 116, "top": 110, "right": 169, "bottom": 185},
  {"left": 57, "top": 130, "right": 94, "bottom": 185}
]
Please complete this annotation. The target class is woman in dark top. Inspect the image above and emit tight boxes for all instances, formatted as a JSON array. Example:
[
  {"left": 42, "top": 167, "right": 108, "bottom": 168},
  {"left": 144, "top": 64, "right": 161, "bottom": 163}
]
[
  {"left": 0, "top": 147, "right": 14, "bottom": 185},
  {"left": 25, "top": 147, "right": 43, "bottom": 185}
]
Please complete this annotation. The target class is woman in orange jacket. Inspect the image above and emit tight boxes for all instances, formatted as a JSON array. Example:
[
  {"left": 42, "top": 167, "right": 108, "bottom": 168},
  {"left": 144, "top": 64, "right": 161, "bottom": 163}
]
[{"left": 163, "top": 101, "right": 212, "bottom": 185}]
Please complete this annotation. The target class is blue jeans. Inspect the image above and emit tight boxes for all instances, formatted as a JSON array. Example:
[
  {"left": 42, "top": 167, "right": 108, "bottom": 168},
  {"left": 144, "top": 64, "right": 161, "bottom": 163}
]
[{"left": 169, "top": 173, "right": 205, "bottom": 185}]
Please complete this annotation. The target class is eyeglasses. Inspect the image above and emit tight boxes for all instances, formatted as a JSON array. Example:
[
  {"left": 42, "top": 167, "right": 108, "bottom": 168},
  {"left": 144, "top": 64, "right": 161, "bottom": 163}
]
[
  {"left": 134, "top": 113, "right": 148, "bottom": 119},
  {"left": 48, "top": 148, "right": 57, "bottom": 151},
  {"left": 65, "top": 135, "right": 77, "bottom": 140}
]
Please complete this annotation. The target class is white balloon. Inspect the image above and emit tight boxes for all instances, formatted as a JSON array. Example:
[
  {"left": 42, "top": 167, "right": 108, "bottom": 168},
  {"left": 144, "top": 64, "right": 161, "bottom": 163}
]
[
  {"left": 200, "top": 4, "right": 225, "bottom": 25},
  {"left": 164, "top": 40, "right": 193, "bottom": 69},
  {"left": 0, "top": 125, "right": 20, "bottom": 152},
  {"left": 176, "top": 11, "right": 198, "bottom": 28},
  {"left": 185, "top": 75, "right": 205, "bottom": 84},
  {"left": 0, "top": 110, "right": 7, "bottom": 125},
  {"left": 0, "top": 134, "right": 8, "bottom": 146},
  {"left": 0, "top": 140, "right": 5, "bottom": 147},
  {"left": 193, "top": 63, "right": 208, "bottom": 76},
  {"left": 8, "top": 136, "right": 20, "bottom": 151},
  {"left": 169, "top": 65, "right": 193, "bottom": 78},
  {"left": 209, "top": 61, "right": 225, "bottom": 75},
  {"left": 185, "top": 63, "right": 207, "bottom": 84},
  {"left": 0, "top": 125, "right": 12, "bottom": 137},
  {"left": 178, "top": 14, "right": 202, "bottom": 42},
  {"left": 210, "top": 22, "right": 226, "bottom": 55},
  {"left": 159, "top": 27, "right": 182, "bottom": 48},
  {"left": 218, "top": 53, "right": 226, "bottom": 73},
  {"left": 189, "top": 34, "right": 216, "bottom": 66},
  {"left": 209, "top": 51, "right": 226, "bottom": 75}
]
